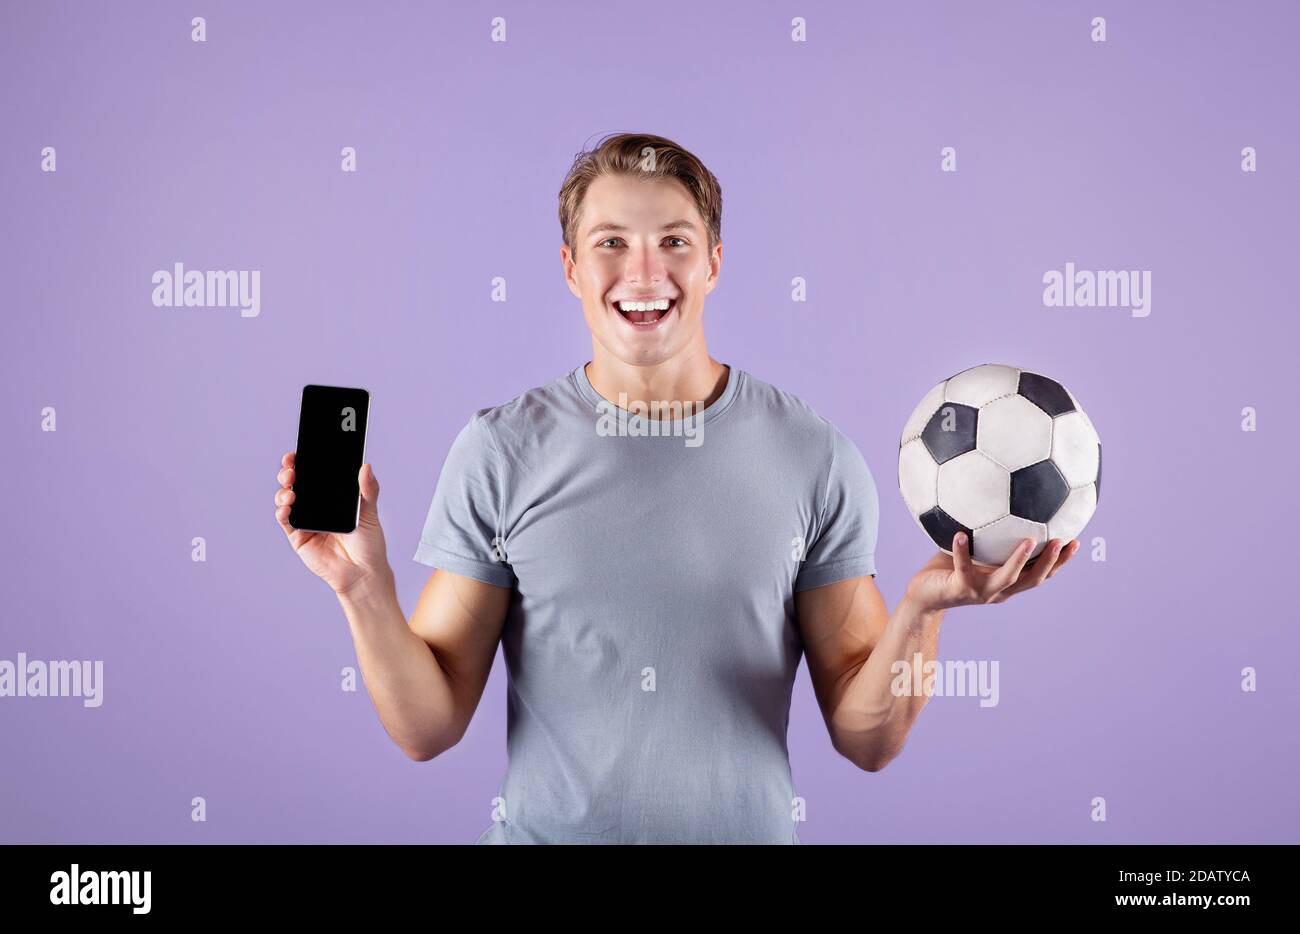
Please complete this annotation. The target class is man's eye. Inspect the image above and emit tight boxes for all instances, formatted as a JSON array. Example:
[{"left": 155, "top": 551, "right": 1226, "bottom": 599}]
[{"left": 598, "top": 236, "right": 687, "bottom": 248}]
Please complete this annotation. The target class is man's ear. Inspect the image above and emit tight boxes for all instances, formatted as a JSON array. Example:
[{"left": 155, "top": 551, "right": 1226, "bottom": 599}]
[
  {"left": 705, "top": 240, "right": 723, "bottom": 294},
  {"left": 560, "top": 243, "right": 582, "bottom": 299}
]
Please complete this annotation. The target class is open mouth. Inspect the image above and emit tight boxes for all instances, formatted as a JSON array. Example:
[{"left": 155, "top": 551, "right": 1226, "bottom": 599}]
[{"left": 614, "top": 298, "right": 677, "bottom": 327}]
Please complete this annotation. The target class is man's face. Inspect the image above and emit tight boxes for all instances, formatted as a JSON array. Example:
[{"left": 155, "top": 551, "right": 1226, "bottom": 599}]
[{"left": 563, "top": 173, "right": 720, "bottom": 368}]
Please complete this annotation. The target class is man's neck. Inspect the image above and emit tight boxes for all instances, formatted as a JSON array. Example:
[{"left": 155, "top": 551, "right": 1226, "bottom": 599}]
[{"left": 584, "top": 349, "right": 730, "bottom": 420}]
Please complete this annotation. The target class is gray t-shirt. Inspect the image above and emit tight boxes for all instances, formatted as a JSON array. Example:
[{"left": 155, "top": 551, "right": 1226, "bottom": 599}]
[{"left": 414, "top": 363, "right": 879, "bottom": 843}]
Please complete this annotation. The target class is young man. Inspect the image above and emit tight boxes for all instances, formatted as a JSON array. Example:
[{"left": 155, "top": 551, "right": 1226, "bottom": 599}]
[{"left": 274, "top": 133, "right": 1079, "bottom": 844}]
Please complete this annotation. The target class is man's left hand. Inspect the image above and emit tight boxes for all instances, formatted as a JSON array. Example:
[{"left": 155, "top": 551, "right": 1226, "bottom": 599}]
[{"left": 904, "top": 532, "right": 1079, "bottom": 613}]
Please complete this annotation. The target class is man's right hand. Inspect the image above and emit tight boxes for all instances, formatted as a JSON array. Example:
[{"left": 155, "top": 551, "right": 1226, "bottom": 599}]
[{"left": 274, "top": 452, "right": 394, "bottom": 598}]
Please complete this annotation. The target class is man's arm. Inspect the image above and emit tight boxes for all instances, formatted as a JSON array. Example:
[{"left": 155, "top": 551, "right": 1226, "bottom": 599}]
[
  {"left": 338, "top": 568, "right": 510, "bottom": 762},
  {"left": 795, "top": 575, "right": 943, "bottom": 772},
  {"left": 797, "top": 532, "right": 1080, "bottom": 771}
]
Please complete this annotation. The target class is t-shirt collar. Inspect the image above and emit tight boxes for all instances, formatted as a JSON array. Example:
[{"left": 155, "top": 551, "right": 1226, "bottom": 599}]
[{"left": 571, "top": 361, "right": 741, "bottom": 426}]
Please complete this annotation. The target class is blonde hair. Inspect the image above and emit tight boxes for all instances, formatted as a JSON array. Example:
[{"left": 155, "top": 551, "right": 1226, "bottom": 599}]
[{"left": 558, "top": 132, "right": 722, "bottom": 254}]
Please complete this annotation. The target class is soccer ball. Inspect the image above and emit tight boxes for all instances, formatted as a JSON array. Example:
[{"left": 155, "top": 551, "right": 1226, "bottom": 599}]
[{"left": 897, "top": 364, "right": 1101, "bottom": 566}]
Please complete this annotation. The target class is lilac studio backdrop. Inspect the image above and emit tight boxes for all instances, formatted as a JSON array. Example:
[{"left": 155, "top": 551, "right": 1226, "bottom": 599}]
[{"left": 2, "top": 0, "right": 1297, "bottom": 844}]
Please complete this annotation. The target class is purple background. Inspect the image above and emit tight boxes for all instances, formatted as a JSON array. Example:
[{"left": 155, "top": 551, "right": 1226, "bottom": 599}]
[{"left": 2, "top": 0, "right": 1296, "bottom": 843}]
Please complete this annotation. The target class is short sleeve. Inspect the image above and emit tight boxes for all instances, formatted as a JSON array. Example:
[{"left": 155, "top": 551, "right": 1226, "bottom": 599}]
[
  {"left": 794, "top": 424, "right": 879, "bottom": 592},
  {"left": 413, "top": 414, "right": 516, "bottom": 588}
]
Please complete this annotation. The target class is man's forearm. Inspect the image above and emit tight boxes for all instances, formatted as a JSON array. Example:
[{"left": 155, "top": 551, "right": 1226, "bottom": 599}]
[
  {"left": 829, "top": 593, "right": 945, "bottom": 770},
  {"left": 337, "top": 574, "right": 462, "bottom": 761}
]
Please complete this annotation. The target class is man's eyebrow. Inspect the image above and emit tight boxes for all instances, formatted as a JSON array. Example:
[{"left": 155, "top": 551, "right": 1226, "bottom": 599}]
[{"left": 586, "top": 220, "right": 699, "bottom": 238}]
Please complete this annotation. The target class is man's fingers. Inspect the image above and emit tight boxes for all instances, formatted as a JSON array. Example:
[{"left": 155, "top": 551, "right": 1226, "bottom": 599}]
[
  {"left": 1046, "top": 540, "right": 1080, "bottom": 578},
  {"left": 274, "top": 452, "right": 315, "bottom": 549},
  {"left": 992, "top": 539, "right": 1075, "bottom": 602},
  {"left": 1021, "top": 539, "right": 1064, "bottom": 590},
  {"left": 275, "top": 498, "right": 315, "bottom": 550},
  {"left": 359, "top": 463, "right": 379, "bottom": 504},
  {"left": 984, "top": 538, "right": 1035, "bottom": 598},
  {"left": 275, "top": 497, "right": 295, "bottom": 535},
  {"left": 276, "top": 453, "right": 296, "bottom": 529},
  {"left": 274, "top": 487, "right": 297, "bottom": 533},
  {"left": 951, "top": 532, "right": 977, "bottom": 595},
  {"left": 273, "top": 484, "right": 302, "bottom": 536},
  {"left": 356, "top": 464, "right": 382, "bottom": 527}
]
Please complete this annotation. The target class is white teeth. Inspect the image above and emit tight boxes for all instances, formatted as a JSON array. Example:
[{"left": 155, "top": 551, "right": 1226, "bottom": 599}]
[{"left": 617, "top": 299, "right": 672, "bottom": 312}]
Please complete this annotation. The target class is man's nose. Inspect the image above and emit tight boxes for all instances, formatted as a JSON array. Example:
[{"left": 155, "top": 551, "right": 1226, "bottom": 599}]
[{"left": 624, "top": 244, "right": 666, "bottom": 282}]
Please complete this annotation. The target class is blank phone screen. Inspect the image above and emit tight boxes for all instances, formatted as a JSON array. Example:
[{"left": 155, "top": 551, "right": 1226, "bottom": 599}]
[{"left": 289, "top": 385, "right": 370, "bottom": 534}]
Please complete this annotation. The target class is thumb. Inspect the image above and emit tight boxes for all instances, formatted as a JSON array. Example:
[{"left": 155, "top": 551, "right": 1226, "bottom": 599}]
[{"left": 357, "top": 463, "right": 381, "bottom": 527}]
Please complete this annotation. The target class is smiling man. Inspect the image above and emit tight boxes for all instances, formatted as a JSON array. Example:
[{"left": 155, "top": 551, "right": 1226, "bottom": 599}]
[{"left": 274, "top": 132, "right": 1080, "bottom": 844}]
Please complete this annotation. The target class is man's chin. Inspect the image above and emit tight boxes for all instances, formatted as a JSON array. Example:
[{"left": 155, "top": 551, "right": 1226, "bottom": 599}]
[
  {"left": 591, "top": 314, "right": 696, "bottom": 368},
  {"left": 602, "top": 338, "right": 681, "bottom": 369}
]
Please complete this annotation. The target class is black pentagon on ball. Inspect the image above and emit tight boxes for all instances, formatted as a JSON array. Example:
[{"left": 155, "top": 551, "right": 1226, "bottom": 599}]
[
  {"left": 920, "top": 403, "right": 978, "bottom": 464},
  {"left": 1095, "top": 443, "right": 1102, "bottom": 501},
  {"left": 1018, "top": 372, "right": 1075, "bottom": 417},
  {"left": 1010, "top": 460, "right": 1069, "bottom": 523},
  {"left": 919, "top": 506, "right": 972, "bottom": 552}
]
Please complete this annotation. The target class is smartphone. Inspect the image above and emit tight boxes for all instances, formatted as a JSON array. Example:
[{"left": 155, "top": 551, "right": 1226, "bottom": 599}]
[{"left": 288, "top": 384, "right": 371, "bottom": 534}]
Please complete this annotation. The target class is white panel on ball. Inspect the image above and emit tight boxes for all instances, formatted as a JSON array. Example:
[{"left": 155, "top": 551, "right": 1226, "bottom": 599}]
[
  {"left": 943, "top": 364, "right": 1020, "bottom": 408},
  {"left": 1050, "top": 411, "right": 1100, "bottom": 487},
  {"left": 1047, "top": 484, "right": 1098, "bottom": 543},
  {"left": 936, "top": 450, "right": 1010, "bottom": 529},
  {"left": 977, "top": 394, "right": 1053, "bottom": 471},
  {"left": 973, "top": 515, "right": 1048, "bottom": 565},
  {"left": 898, "top": 438, "right": 939, "bottom": 516}
]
